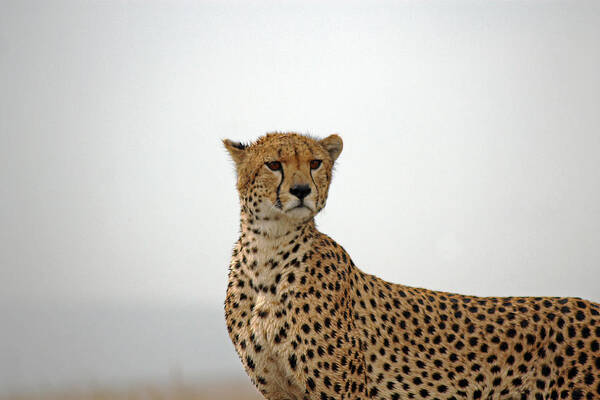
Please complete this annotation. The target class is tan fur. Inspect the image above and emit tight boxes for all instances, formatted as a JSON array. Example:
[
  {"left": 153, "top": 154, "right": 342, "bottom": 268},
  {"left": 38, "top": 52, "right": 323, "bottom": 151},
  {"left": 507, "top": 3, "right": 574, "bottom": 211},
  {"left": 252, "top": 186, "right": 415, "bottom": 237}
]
[{"left": 224, "top": 132, "right": 600, "bottom": 400}]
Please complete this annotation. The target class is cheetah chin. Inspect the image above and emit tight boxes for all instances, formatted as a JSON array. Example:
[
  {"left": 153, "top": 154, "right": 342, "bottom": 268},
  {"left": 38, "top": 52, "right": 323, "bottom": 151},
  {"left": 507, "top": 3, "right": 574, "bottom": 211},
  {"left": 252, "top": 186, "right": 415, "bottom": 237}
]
[{"left": 223, "top": 132, "right": 600, "bottom": 400}]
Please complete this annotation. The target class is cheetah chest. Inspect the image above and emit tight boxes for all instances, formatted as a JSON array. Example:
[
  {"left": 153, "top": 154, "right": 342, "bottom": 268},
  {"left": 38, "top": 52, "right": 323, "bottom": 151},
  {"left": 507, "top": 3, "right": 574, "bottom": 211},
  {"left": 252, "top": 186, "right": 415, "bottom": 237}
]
[{"left": 247, "top": 292, "right": 306, "bottom": 399}]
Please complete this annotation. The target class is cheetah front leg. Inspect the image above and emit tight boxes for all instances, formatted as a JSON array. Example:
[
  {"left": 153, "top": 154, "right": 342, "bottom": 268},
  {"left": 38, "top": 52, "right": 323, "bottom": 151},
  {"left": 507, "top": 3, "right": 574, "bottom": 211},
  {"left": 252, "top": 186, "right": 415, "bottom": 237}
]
[{"left": 276, "top": 319, "right": 368, "bottom": 400}]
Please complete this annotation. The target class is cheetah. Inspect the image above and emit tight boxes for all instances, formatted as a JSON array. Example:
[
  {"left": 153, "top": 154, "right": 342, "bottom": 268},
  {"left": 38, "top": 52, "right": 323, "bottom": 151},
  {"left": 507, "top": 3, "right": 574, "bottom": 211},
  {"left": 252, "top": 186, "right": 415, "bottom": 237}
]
[{"left": 223, "top": 132, "right": 600, "bottom": 400}]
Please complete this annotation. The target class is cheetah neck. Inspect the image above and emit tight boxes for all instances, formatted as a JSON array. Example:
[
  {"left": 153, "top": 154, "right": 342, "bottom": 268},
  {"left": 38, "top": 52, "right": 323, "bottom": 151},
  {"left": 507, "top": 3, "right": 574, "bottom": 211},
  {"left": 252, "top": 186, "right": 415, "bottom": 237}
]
[
  {"left": 239, "top": 211, "right": 317, "bottom": 244},
  {"left": 236, "top": 212, "right": 318, "bottom": 282}
]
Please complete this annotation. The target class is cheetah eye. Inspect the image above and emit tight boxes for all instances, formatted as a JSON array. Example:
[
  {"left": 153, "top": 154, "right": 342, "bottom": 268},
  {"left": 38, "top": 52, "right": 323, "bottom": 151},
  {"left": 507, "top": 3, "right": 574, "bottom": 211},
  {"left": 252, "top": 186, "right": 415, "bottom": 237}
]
[
  {"left": 266, "top": 161, "right": 282, "bottom": 171},
  {"left": 310, "top": 159, "right": 322, "bottom": 170}
]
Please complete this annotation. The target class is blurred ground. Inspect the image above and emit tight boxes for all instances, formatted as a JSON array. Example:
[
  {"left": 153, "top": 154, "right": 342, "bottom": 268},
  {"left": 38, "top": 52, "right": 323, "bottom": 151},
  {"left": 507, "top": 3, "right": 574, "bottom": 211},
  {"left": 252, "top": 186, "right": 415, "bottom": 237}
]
[{"left": 2, "top": 380, "right": 263, "bottom": 400}]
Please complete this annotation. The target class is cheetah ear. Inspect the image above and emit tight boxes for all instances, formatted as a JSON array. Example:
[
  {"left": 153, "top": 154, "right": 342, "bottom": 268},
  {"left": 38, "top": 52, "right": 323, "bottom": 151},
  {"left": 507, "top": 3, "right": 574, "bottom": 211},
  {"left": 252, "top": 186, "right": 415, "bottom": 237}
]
[
  {"left": 319, "top": 134, "right": 343, "bottom": 162},
  {"left": 223, "top": 139, "right": 247, "bottom": 166}
]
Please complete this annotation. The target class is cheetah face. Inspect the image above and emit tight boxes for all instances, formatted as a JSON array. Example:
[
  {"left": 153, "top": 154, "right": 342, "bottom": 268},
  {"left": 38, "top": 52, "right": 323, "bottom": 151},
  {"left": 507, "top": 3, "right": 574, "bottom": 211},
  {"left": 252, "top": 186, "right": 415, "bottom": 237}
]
[{"left": 224, "top": 133, "right": 343, "bottom": 227}]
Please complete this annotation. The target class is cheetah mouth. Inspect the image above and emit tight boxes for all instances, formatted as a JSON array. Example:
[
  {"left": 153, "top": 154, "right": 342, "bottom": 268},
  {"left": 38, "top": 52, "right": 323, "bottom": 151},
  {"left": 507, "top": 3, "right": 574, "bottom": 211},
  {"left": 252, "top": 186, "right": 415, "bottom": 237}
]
[
  {"left": 290, "top": 204, "right": 310, "bottom": 211},
  {"left": 285, "top": 202, "right": 314, "bottom": 213}
]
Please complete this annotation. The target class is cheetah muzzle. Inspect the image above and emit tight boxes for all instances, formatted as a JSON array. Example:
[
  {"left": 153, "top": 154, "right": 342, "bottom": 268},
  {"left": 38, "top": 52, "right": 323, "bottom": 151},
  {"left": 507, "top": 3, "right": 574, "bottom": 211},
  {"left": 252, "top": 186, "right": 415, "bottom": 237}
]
[{"left": 223, "top": 132, "right": 600, "bottom": 400}]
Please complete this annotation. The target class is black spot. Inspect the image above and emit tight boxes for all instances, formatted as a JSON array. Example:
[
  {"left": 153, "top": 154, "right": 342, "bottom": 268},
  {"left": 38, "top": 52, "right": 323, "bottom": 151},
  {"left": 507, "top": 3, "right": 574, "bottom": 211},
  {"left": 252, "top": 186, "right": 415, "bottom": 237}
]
[
  {"left": 246, "top": 355, "right": 255, "bottom": 370},
  {"left": 584, "top": 373, "right": 595, "bottom": 385},
  {"left": 518, "top": 364, "right": 528, "bottom": 374},
  {"left": 541, "top": 365, "right": 551, "bottom": 376},
  {"left": 582, "top": 327, "right": 591, "bottom": 338},
  {"left": 512, "top": 378, "right": 523, "bottom": 386},
  {"left": 327, "top": 344, "right": 334, "bottom": 355},
  {"left": 288, "top": 353, "right": 297, "bottom": 370},
  {"left": 537, "top": 380, "right": 546, "bottom": 390},
  {"left": 313, "top": 322, "right": 322, "bottom": 333},
  {"left": 555, "top": 356, "right": 564, "bottom": 367}
]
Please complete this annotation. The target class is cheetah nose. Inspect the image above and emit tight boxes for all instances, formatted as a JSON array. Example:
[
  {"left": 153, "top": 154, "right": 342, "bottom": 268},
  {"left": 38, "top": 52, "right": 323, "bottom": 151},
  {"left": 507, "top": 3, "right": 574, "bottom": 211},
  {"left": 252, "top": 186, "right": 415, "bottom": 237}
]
[{"left": 289, "top": 184, "right": 311, "bottom": 200}]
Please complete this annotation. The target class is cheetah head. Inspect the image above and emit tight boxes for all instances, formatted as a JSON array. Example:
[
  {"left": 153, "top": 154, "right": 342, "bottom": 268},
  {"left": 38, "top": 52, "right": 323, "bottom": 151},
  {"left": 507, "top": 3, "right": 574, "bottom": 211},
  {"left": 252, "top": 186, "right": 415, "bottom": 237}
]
[{"left": 224, "top": 132, "right": 343, "bottom": 229}]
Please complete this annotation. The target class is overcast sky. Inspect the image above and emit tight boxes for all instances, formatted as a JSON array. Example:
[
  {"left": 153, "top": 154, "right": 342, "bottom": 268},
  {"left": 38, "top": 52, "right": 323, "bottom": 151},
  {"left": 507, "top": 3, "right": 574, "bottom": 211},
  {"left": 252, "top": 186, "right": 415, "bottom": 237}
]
[{"left": 2, "top": 0, "right": 599, "bottom": 311}]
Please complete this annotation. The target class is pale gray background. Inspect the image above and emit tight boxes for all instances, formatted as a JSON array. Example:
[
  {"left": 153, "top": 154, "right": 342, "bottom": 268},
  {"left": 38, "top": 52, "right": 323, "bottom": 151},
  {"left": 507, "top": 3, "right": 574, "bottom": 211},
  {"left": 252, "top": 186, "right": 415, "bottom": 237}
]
[{"left": 1, "top": 0, "right": 599, "bottom": 395}]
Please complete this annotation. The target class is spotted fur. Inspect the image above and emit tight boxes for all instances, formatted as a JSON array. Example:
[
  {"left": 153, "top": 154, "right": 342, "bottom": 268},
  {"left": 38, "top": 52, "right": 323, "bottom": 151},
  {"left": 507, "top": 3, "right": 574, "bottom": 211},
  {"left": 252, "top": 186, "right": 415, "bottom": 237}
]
[{"left": 223, "top": 132, "right": 600, "bottom": 400}]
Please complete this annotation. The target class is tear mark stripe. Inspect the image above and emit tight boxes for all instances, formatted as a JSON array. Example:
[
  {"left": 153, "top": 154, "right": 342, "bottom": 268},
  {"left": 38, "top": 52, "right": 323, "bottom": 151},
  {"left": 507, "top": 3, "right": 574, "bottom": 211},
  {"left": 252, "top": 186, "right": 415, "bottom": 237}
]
[{"left": 275, "top": 167, "right": 285, "bottom": 209}]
